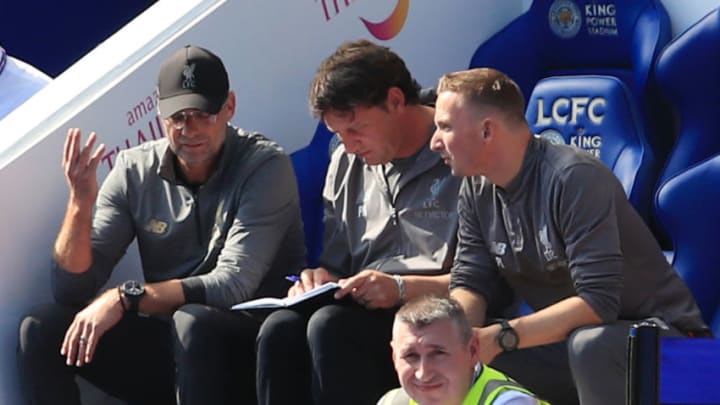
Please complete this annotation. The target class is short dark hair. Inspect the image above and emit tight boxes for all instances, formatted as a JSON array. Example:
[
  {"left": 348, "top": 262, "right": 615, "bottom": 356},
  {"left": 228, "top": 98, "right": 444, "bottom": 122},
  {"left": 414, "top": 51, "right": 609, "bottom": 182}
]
[
  {"left": 309, "top": 39, "right": 421, "bottom": 118},
  {"left": 395, "top": 296, "right": 473, "bottom": 344},
  {"left": 437, "top": 68, "right": 526, "bottom": 124}
]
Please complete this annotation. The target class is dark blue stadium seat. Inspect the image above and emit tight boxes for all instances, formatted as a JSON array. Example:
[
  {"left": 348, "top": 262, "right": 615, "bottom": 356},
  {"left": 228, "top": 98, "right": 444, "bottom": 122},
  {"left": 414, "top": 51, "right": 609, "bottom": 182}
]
[
  {"left": 290, "top": 123, "right": 335, "bottom": 267},
  {"left": 626, "top": 9, "right": 720, "bottom": 405},
  {"left": 526, "top": 76, "right": 654, "bottom": 212},
  {"left": 654, "top": 7, "right": 720, "bottom": 187},
  {"left": 628, "top": 323, "right": 720, "bottom": 405},
  {"left": 470, "top": 0, "right": 672, "bottom": 220},
  {"left": 659, "top": 337, "right": 720, "bottom": 404},
  {"left": 655, "top": 153, "right": 720, "bottom": 333},
  {"left": 653, "top": 7, "right": 720, "bottom": 331}
]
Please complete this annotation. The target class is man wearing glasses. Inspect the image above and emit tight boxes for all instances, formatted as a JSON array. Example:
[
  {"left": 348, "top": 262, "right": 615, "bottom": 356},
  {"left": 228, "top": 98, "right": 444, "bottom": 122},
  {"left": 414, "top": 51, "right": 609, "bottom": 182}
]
[{"left": 17, "top": 45, "right": 306, "bottom": 404}]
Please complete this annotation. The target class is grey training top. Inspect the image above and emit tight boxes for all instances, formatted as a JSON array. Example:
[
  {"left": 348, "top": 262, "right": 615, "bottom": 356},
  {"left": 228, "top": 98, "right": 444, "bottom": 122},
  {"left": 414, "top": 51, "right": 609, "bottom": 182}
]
[
  {"left": 319, "top": 141, "right": 462, "bottom": 278},
  {"left": 52, "top": 125, "right": 306, "bottom": 308},
  {"left": 451, "top": 136, "right": 706, "bottom": 332}
]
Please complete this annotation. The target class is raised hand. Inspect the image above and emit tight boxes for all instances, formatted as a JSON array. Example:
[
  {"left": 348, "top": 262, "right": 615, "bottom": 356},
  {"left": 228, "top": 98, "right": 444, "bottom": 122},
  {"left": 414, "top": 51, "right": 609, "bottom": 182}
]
[{"left": 62, "top": 128, "right": 106, "bottom": 206}]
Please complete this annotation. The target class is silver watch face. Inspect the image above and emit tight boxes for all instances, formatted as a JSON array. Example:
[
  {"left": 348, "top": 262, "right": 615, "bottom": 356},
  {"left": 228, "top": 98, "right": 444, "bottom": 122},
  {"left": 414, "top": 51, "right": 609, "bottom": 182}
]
[
  {"left": 123, "top": 280, "right": 145, "bottom": 296},
  {"left": 500, "top": 329, "right": 519, "bottom": 350}
]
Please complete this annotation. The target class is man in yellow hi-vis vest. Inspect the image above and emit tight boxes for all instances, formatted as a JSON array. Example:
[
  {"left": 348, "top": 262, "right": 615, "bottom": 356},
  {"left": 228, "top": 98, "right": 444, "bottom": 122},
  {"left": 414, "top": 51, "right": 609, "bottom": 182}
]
[{"left": 378, "top": 296, "right": 549, "bottom": 405}]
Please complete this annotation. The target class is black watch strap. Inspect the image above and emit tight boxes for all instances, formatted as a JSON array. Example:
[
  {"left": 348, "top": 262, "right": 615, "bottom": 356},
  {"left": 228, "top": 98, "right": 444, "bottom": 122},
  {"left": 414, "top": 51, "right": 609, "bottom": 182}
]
[
  {"left": 120, "top": 280, "right": 145, "bottom": 313},
  {"left": 126, "top": 292, "right": 141, "bottom": 313},
  {"left": 491, "top": 318, "right": 519, "bottom": 352}
]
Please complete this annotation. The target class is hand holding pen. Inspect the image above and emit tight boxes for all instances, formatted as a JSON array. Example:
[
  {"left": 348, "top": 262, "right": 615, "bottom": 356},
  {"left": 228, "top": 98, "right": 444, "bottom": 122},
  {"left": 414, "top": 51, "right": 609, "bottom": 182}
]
[{"left": 286, "top": 267, "right": 338, "bottom": 297}]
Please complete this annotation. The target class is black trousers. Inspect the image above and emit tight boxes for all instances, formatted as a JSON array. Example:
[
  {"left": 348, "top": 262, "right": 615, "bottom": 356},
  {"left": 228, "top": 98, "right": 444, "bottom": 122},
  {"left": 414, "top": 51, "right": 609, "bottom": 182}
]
[
  {"left": 17, "top": 303, "right": 175, "bottom": 405},
  {"left": 256, "top": 302, "right": 398, "bottom": 405},
  {"left": 17, "top": 302, "right": 262, "bottom": 405},
  {"left": 173, "top": 303, "right": 261, "bottom": 405}
]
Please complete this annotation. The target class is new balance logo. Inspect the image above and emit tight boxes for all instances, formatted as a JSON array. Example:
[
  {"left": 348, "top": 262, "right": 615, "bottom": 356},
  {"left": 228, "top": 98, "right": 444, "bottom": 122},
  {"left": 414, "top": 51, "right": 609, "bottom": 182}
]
[{"left": 144, "top": 219, "right": 168, "bottom": 235}]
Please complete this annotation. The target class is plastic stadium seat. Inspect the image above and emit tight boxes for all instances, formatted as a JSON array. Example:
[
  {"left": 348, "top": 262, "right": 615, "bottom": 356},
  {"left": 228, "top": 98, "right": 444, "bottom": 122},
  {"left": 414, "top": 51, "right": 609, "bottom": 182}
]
[
  {"left": 626, "top": 10, "right": 720, "bottom": 405},
  {"left": 290, "top": 123, "right": 335, "bottom": 268},
  {"left": 470, "top": 0, "right": 672, "bottom": 220},
  {"left": 654, "top": 7, "right": 720, "bottom": 187},
  {"left": 655, "top": 153, "right": 720, "bottom": 331},
  {"left": 653, "top": 7, "right": 720, "bottom": 329},
  {"left": 526, "top": 75, "right": 654, "bottom": 213},
  {"left": 713, "top": 311, "right": 720, "bottom": 340},
  {"left": 628, "top": 323, "right": 720, "bottom": 405}
]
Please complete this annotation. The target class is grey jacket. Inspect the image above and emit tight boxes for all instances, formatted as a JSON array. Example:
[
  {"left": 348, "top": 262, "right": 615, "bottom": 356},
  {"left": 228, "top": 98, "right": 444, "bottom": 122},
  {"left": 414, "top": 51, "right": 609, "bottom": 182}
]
[
  {"left": 319, "top": 142, "right": 461, "bottom": 277},
  {"left": 451, "top": 136, "right": 706, "bottom": 332},
  {"left": 52, "top": 125, "right": 306, "bottom": 308}
]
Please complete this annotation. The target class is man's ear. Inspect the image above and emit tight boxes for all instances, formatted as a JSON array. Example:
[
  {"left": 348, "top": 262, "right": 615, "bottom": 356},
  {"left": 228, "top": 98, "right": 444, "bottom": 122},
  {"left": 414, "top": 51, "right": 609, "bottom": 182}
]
[
  {"left": 482, "top": 119, "right": 491, "bottom": 139},
  {"left": 474, "top": 118, "right": 490, "bottom": 142},
  {"left": 468, "top": 332, "right": 481, "bottom": 363},
  {"left": 390, "top": 340, "right": 398, "bottom": 364},
  {"left": 481, "top": 118, "right": 499, "bottom": 144},
  {"left": 224, "top": 91, "right": 237, "bottom": 119},
  {"left": 387, "top": 87, "right": 406, "bottom": 112}
]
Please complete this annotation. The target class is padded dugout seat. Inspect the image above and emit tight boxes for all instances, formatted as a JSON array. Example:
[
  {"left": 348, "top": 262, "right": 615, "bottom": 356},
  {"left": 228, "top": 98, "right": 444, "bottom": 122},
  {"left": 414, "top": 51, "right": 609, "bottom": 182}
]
[
  {"left": 626, "top": 11, "right": 720, "bottom": 405},
  {"left": 526, "top": 75, "right": 653, "bottom": 210},
  {"left": 628, "top": 322, "right": 720, "bottom": 405},
  {"left": 654, "top": 7, "right": 720, "bottom": 187},
  {"left": 655, "top": 153, "right": 720, "bottom": 334},
  {"left": 470, "top": 0, "right": 672, "bottom": 220},
  {"left": 290, "top": 123, "right": 335, "bottom": 267},
  {"left": 653, "top": 7, "right": 720, "bottom": 329}
]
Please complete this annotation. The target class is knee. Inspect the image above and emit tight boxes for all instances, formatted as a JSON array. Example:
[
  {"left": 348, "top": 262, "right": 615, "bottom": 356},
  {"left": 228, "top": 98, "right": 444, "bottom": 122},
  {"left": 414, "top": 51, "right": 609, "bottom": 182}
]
[
  {"left": 18, "top": 303, "right": 74, "bottom": 356},
  {"left": 257, "top": 309, "right": 306, "bottom": 349},
  {"left": 306, "top": 305, "right": 349, "bottom": 347},
  {"left": 172, "top": 303, "right": 218, "bottom": 348},
  {"left": 567, "top": 325, "right": 623, "bottom": 376}
]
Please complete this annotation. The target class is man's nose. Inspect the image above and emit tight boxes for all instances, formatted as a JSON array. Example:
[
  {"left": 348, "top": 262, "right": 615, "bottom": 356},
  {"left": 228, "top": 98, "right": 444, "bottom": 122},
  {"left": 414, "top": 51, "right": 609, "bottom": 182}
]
[
  {"left": 181, "top": 119, "right": 203, "bottom": 136},
  {"left": 340, "top": 135, "right": 361, "bottom": 154},
  {"left": 430, "top": 131, "right": 443, "bottom": 152},
  {"left": 414, "top": 358, "right": 434, "bottom": 381}
]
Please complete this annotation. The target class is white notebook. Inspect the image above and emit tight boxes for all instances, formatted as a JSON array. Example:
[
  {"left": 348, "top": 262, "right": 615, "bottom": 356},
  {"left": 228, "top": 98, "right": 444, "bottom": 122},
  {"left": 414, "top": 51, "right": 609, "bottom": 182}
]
[{"left": 231, "top": 282, "right": 341, "bottom": 311}]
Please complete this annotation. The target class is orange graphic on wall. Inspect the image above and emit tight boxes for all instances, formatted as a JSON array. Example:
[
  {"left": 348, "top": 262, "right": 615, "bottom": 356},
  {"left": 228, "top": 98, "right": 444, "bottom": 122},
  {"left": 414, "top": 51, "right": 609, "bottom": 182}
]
[{"left": 360, "top": 0, "right": 409, "bottom": 40}]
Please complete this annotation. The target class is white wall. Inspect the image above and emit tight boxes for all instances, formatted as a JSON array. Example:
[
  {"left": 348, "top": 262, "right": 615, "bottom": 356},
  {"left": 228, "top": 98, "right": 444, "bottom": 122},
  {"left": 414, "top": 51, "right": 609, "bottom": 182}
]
[{"left": 662, "top": 0, "right": 720, "bottom": 37}]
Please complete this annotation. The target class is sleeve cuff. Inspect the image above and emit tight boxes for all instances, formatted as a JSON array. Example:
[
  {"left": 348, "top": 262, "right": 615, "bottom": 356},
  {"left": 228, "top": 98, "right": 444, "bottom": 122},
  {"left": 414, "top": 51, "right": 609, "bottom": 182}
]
[
  {"left": 51, "top": 260, "right": 98, "bottom": 305},
  {"left": 180, "top": 277, "right": 207, "bottom": 304}
]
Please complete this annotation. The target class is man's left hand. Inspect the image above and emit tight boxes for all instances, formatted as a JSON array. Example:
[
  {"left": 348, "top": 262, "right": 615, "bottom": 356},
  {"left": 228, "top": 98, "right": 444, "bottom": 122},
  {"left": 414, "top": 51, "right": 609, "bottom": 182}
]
[
  {"left": 60, "top": 288, "right": 124, "bottom": 367},
  {"left": 335, "top": 270, "right": 400, "bottom": 309}
]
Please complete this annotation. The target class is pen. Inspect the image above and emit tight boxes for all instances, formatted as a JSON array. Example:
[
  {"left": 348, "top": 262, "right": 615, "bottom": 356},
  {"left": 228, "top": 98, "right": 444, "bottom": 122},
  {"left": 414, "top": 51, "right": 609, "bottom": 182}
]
[{"left": 285, "top": 275, "right": 301, "bottom": 283}]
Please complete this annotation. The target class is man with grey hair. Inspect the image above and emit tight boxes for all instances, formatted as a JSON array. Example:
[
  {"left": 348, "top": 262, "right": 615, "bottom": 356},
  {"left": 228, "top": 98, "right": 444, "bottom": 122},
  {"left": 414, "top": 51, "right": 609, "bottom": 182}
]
[
  {"left": 17, "top": 45, "right": 305, "bottom": 405},
  {"left": 379, "top": 296, "right": 545, "bottom": 405}
]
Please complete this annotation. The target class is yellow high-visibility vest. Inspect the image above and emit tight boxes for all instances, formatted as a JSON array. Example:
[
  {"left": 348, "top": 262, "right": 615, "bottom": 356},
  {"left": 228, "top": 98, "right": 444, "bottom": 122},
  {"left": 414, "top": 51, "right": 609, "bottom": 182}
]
[{"left": 379, "top": 365, "right": 551, "bottom": 405}]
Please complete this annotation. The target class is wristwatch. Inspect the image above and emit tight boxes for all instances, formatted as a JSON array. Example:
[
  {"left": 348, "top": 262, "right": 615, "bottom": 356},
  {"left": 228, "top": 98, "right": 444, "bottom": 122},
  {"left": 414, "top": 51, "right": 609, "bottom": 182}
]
[
  {"left": 494, "top": 319, "right": 519, "bottom": 352},
  {"left": 120, "top": 280, "right": 145, "bottom": 313}
]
